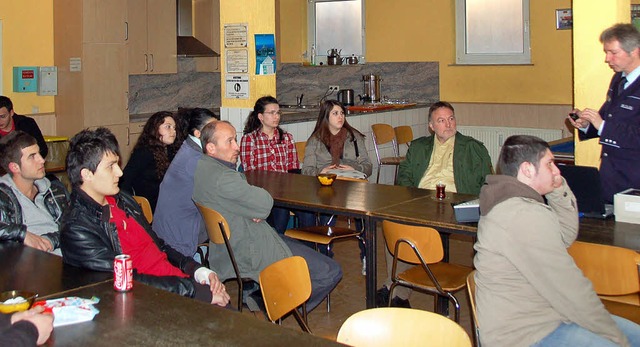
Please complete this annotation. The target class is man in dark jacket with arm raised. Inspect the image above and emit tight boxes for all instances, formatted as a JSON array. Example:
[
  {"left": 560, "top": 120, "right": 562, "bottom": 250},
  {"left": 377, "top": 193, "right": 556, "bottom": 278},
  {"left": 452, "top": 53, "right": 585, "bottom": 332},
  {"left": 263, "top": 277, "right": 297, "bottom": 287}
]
[{"left": 60, "top": 127, "right": 229, "bottom": 306}]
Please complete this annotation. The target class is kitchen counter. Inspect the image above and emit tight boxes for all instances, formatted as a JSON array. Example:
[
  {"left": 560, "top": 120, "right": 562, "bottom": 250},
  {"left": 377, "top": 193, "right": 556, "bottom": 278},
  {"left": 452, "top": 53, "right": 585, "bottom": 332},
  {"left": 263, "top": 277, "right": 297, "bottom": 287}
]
[{"left": 280, "top": 103, "right": 428, "bottom": 125}]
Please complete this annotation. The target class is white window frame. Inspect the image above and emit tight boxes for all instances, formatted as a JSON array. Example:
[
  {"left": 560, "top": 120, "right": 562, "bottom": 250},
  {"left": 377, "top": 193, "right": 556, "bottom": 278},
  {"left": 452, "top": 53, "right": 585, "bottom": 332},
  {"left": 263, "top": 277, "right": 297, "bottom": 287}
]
[
  {"left": 455, "top": 0, "right": 531, "bottom": 65},
  {"left": 307, "top": 0, "right": 366, "bottom": 63}
]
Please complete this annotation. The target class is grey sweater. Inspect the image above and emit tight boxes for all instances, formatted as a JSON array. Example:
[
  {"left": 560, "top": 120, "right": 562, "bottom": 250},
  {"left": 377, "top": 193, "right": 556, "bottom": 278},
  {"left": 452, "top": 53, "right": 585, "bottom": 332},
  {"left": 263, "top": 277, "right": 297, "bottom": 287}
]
[{"left": 473, "top": 175, "right": 627, "bottom": 347}]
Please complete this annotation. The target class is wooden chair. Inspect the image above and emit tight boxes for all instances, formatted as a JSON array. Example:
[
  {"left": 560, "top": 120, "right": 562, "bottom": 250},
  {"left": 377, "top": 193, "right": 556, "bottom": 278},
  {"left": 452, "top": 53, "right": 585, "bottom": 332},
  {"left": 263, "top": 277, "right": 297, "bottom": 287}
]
[
  {"left": 337, "top": 307, "right": 471, "bottom": 347},
  {"left": 133, "top": 195, "right": 153, "bottom": 224},
  {"left": 466, "top": 270, "right": 480, "bottom": 347},
  {"left": 295, "top": 141, "right": 306, "bottom": 164},
  {"left": 383, "top": 220, "right": 472, "bottom": 322},
  {"left": 394, "top": 125, "right": 414, "bottom": 151},
  {"left": 371, "top": 124, "right": 404, "bottom": 184},
  {"left": 195, "top": 203, "right": 253, "bottom": 312},
  {"left": 259, "top": 256, "right": 312, "bottom": 333},
  {"left": 568, "top": 241, "right": 640, "bottom": 305},
  {"left": 284, "top": 176, "right": 367, "bottom": 311}
]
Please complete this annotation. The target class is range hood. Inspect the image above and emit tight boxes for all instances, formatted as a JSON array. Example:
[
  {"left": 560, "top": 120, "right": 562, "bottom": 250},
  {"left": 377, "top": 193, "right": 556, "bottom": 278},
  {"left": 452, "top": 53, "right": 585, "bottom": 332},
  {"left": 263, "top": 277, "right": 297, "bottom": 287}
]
[{"left": 177, "top": 0, "right": 220, "bottom": 57}]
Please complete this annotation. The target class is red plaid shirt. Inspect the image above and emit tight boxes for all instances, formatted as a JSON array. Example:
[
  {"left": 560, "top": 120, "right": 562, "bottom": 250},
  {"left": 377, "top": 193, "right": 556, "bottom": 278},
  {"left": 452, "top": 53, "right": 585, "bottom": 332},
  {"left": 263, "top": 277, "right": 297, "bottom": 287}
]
[{"left": 240, "top": 129, "right": 299, "bottom": 172}]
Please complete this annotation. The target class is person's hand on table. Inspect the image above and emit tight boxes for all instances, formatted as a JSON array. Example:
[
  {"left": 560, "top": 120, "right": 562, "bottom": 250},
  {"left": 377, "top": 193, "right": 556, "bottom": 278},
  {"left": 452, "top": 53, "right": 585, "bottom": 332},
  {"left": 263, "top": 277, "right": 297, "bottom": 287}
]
[
  {"left": 336, "top": 164, "right": 355, "bottom": 170},
  {"left": 11, "top": 306, "right": 54, "bottom": 345},
  {"left": 207, "top": 272, "right": 230, "bottom": 306},
  {"left": 23, "top": 232, "right": 53, "bottom": 252},
  {"left": 320, "top": 164, "right": 338, "bottom": 174}
]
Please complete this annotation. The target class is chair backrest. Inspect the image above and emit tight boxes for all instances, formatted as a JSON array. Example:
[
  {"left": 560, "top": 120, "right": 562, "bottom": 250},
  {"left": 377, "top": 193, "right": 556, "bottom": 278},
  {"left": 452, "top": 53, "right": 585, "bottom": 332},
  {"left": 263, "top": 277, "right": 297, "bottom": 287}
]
[
  {"left": 371, "top": 124, "right": 399, "bottom": 164},
  {"left": 466, "top": 270, "right": 480, "bottom": 347},
  {"left": 382, "top": 220, "right": 444, "bottom": 264},
  {"left": 394, "top": 125, "right": 413, "bottom": 147},
  {"left": 195, "top": 202, "right": 231, "bottom": 245},
  {"left": 259, "top": 256, "right": 312, "bottom": 326},
  {"left": 133, "top": 196, "right": 153, "bottom": 224},
  {"left": 337, "top": 307, "right": 471, "bottom": 347},
  {"left": 295, "top": 141, "right": 306, "bottom": 164},
  {"left": 568, "top": 241, "right": 640, "bottom": 295}
]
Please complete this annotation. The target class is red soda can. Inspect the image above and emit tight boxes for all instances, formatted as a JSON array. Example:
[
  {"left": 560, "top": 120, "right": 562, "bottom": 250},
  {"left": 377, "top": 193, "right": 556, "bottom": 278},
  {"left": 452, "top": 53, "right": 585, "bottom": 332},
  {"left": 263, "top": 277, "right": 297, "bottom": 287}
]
[{"left": 114, "top": 254, "right": 133, "bottom": 292}]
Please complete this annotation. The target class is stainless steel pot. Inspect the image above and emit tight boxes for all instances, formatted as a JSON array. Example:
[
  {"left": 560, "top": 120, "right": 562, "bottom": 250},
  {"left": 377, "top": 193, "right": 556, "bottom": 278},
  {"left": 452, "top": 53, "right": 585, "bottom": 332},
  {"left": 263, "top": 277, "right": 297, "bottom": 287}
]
[
  {"left": 327, "top": 55, "right": 342, "bottom": 66},
  {"left": 337, "top": 89, "right": 355, "bottom": 106}
]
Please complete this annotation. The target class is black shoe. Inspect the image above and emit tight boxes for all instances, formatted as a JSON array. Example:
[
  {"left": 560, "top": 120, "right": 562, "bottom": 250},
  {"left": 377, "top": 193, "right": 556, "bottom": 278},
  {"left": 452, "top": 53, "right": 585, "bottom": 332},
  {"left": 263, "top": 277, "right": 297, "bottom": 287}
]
[
  {"left": 390, "top": 297, "right": 411, "bottom": 308},
  {"left": 376, "top": 287, "right": 390, "bottom": 307},
  {"left": 245, "top": 290, "right": 267, "bottom": 313}
]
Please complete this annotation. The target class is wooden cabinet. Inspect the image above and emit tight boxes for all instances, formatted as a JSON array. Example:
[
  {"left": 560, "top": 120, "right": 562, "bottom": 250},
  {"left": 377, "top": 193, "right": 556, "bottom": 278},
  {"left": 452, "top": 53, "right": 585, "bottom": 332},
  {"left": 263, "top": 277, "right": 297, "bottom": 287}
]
[
  {"left": 54, "top": 0, "right": 129, "bottom": 156},
  {"left": 194, "top": 0, "right": 221, "bottom": 72},
  {"left": 127, "top": 0, "right": 177, "bottom": 75}
]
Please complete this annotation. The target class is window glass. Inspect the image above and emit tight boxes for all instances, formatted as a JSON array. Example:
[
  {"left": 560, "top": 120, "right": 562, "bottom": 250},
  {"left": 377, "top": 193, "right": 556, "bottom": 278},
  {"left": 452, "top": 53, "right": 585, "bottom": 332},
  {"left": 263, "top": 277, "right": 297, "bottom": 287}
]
[
  {"left": 456, "top": 0, "right": 530, "bottom": 64},
  {"left": 309, "top": 0, "right": 364, "bottom": 61}
]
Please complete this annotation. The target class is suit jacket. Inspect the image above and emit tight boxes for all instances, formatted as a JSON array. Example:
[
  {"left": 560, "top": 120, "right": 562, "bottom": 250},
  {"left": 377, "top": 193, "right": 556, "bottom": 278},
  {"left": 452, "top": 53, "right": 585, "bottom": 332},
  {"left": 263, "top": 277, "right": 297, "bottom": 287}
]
[
  {"left": 580, "top": 72, "right": 640, "bottom": 202},
  {"left": 192, "top": 155, "right": 291, "bottom": 281}
]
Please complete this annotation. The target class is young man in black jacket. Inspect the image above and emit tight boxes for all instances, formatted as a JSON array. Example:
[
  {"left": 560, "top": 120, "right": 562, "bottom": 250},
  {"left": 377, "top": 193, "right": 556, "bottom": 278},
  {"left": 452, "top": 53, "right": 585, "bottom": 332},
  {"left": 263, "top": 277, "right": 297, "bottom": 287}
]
[
  {"left": 0, "top": 96, "right": 48, "bottom": 159},
  {"left": 60, "top": 127, "right": 229, "bottom": 306}
]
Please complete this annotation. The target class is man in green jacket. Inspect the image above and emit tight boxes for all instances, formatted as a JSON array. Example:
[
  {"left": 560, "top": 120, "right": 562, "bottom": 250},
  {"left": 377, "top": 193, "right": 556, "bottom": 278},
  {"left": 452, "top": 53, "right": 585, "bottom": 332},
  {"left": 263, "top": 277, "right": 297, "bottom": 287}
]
[
  {"left": 378, "top": 101, "right": 492, "bottom": 307},
  {"left": 397, "top": 101, "right": 492, "bottom": 195}
]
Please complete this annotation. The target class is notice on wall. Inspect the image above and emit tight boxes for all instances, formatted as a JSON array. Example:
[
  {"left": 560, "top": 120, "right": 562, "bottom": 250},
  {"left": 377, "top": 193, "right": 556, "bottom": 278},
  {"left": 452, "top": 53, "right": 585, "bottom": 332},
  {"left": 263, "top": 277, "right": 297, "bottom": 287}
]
[
  {"left": 255, "top": 34, "right": 276, "bottom": 75},
  {"left": 224, "top": 23, "right": 248, "bottom": 48},
  {"left": 225, "top": 74, "right": 250, "bottom": 99},
  {"left": 226, "top": 49, "right": 248, "bottom": 73},
  {"left": 69, "top": 58, "right": 82, "bottom": 72}
]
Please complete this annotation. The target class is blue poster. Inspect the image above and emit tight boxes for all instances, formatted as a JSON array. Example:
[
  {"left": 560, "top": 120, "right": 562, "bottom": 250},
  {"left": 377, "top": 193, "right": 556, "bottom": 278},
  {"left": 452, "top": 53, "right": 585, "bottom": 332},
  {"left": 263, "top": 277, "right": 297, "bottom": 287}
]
[{"left": 255, "top": 34, "right": 276, "bottom": 75}]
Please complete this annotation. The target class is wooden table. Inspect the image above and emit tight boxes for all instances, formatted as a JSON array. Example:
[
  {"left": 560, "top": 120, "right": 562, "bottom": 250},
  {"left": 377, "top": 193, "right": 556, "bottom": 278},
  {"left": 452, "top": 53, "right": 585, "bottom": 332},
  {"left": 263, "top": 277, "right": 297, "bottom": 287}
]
[
  {"left": 45, "top": 281, "right": 342, "bottom": 346},
  {"left": 245, "top": 171, "right": 640, "bottom": 308},
  {"left": 0, "top": 243, "right": 111, "bottom": 298}
]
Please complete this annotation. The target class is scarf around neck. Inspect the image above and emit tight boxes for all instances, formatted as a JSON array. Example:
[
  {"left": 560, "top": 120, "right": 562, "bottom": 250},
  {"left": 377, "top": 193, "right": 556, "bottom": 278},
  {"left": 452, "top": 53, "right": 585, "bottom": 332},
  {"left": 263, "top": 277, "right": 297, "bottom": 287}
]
[{"left": 329, "top": 128, "right": 348, "bottom": 165}]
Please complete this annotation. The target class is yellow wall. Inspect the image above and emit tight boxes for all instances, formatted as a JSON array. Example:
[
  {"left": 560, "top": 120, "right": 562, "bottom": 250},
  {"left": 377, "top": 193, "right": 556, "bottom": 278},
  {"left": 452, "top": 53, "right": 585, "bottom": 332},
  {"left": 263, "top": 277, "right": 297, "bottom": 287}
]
[
  {"left": 0, "top": 1, "right": 55, "bottom": 114},
  {"left": 220, "top": 0, "right": 276, "bottom": 108},
  {"left": 279, "top": 0, "right": 574, "bottom": 105}
]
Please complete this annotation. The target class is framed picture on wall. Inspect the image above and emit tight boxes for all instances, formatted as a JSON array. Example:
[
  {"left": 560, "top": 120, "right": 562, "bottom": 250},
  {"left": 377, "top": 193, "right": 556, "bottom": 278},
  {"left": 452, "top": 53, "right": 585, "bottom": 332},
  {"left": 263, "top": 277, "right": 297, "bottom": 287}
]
[{"left": 556, "top": 9, "right": 572, "bottom": 30}]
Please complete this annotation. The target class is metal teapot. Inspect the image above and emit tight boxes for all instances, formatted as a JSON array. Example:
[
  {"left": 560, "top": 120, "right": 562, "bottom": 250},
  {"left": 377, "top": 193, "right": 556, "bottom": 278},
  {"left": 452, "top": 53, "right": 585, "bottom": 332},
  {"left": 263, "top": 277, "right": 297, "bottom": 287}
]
[
  {"left": 327, "top": 48, "right": 342, "bottom": 65},
  {"left": 345, "top": 54, "right": 359, "bottom": 65}
]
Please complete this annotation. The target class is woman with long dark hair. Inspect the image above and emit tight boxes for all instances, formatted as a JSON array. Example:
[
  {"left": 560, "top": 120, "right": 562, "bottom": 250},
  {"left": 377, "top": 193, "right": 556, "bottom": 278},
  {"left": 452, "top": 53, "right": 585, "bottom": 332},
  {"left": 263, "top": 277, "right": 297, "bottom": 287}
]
[
  {"left": 302, "top": 100, "right": 372, "bottom": 177},
  {"left": 302, "top": 100, "right": 372, "bottom": 272},
  {"left": 120, "top": 111, "right": 179, "bottom": 211},
  {"left": 240, "top": 96, "right": 313, "bottom": 234}
]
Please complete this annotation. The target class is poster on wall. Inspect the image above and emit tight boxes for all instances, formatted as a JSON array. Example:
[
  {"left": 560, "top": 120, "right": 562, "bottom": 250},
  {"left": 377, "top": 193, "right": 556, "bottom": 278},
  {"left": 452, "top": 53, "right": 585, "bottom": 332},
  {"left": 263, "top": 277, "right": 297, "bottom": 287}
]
[
  {"left": 255, "top": 34, "right": 276, "bottom": 75},
  {"left": 225, "top": 74, "right": 250, "bottom": 99},
  {"left": 224, "top": 23, "right": 248, "bottom": 48}
]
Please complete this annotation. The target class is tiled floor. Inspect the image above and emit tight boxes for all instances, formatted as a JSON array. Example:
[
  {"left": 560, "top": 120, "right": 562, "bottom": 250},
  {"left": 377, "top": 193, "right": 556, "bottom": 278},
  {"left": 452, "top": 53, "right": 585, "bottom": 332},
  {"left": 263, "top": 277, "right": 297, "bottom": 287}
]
[{"left": 232, "top": 224, "right": 476, "bottom": 343}]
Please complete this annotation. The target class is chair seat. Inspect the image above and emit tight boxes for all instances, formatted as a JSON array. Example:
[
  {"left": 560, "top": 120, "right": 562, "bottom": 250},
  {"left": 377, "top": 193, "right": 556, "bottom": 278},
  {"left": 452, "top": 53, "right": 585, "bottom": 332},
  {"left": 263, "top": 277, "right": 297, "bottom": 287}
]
[
  {"left": 599, "top": 293, "right": 640, "bottom": 306},
  {"left": 397, "top": 263, "right": 472, "bottom": 292},
  {"left": 380, "top": 156, "right": 405, "bottom": 165},
  {"left": 285, "top": 226, "right": 360, "bottom": 245}
]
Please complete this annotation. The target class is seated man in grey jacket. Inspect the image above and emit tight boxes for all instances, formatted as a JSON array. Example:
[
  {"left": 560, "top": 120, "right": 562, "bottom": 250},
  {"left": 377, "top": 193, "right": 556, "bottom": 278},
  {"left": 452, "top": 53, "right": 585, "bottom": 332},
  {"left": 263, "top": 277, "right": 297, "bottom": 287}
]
[
  {"left": 0, "top": 131, "right": 67, "bottom": 255},
  {"left": 193, "top": 121, "right": 343, "bottom": 312},
  {"left": 474, "top": 135, "right": 640, "bottom": 347}
]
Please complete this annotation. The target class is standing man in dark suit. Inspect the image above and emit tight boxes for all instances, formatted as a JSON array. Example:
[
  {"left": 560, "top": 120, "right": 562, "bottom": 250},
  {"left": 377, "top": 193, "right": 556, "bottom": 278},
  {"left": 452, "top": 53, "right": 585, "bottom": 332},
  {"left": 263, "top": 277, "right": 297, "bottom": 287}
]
[
  {"left": 0, "top": 96, "right": 48, "bottom": 159},
  {"left": 570, "top": 23, "right": 640, "bottom": 203}
]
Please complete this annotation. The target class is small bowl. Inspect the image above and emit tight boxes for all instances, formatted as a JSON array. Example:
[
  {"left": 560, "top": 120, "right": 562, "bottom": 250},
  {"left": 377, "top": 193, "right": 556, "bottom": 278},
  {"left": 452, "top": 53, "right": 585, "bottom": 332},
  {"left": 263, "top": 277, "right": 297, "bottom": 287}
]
[
  {"left": 317, "top": 173, "right": 338, "bottom": 186},
  {"left": 0, "top": 290, "right": 38, "bottom": 314}
]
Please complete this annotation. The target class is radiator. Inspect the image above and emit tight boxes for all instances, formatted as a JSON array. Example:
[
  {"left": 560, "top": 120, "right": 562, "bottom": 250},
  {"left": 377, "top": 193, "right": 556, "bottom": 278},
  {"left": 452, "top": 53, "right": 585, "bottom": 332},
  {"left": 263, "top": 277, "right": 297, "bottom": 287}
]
[{"left": 457, "top": 126, "right": 564, "bottom": 166}]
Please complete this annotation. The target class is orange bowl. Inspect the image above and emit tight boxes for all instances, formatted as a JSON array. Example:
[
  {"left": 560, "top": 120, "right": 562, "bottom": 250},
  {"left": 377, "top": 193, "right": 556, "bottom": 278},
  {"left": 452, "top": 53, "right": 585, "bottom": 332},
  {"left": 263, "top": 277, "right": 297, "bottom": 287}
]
[
  {"left": 317, "top": 173, "right": 337, "bottom": 186},
  {"left": 0, "top": 290, "right": 38, "bottom": 314}
]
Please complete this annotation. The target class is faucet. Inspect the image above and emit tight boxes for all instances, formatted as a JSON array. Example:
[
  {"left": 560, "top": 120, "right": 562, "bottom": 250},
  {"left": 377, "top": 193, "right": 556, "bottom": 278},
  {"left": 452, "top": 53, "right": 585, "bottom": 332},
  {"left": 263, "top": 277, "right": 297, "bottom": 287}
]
[{"left": 296, "top": 94, "right": 304, "bottom": 107}]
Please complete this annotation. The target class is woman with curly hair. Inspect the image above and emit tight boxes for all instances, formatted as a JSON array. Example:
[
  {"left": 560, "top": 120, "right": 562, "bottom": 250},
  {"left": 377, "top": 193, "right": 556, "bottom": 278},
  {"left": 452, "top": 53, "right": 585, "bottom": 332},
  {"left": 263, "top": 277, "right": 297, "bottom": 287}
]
[
  {"left": 120, "top": 111, "right": 179, "bottom": 212},
  {"left": 240, "top": 96, "right": 314, "bottom": 234}
]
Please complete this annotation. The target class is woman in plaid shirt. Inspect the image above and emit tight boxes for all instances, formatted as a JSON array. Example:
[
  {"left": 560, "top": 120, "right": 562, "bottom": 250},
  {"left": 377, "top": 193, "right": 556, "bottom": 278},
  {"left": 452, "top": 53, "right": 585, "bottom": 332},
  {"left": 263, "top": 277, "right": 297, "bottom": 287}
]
[{"left": 240, "top": 96, "right": 314, "bottom": 233}]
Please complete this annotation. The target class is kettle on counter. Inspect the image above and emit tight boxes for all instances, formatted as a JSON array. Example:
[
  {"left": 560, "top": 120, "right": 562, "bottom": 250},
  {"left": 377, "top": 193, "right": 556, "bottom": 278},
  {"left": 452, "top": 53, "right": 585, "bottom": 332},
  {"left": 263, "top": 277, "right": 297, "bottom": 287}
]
[
  {"left": 337, "top": 89, "right": 355, "bottom": 106},
  {"left": 345, "top": 54, "right": 359, "bottom": 65}
]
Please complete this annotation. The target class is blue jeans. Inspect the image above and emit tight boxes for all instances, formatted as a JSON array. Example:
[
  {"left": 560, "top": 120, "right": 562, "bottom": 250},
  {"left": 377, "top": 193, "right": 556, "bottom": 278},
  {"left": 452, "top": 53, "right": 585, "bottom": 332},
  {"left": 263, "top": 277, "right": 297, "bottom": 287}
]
[
  {"left": 267, "top": 207, "right": 316, "bottom": 234},
  {"left": 533, "top": 315, "right": 640, "bottom": 347}
]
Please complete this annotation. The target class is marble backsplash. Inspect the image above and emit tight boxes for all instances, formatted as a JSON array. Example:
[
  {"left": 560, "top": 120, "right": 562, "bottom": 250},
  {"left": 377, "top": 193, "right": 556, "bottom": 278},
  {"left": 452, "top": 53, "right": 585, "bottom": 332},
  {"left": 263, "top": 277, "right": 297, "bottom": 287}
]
[
  {"left": 276, "top": 62, "right": 439, "bottom": 106},
  {"left": 128, "top": 58, "right": 221, "bottom": 115}
]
